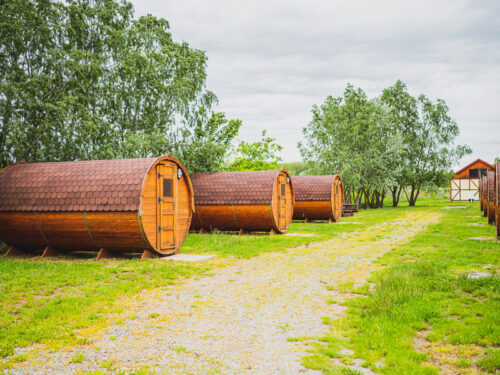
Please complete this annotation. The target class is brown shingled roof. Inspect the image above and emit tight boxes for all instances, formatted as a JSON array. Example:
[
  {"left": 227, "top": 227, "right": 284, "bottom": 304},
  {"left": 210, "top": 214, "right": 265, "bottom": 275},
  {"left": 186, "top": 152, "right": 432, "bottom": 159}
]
[
  {"left": 293, "top": 175, "right": 338, "bottom": 201},
  {"left": 191, "top": 170, "right": 282, "bottom": 205},
  {"left": 0, "top": 158, "right": 157, "bottom": 212}
]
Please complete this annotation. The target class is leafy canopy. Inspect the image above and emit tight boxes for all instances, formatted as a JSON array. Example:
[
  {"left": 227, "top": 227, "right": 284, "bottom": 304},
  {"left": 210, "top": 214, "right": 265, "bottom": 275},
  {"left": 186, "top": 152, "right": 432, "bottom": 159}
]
[
  {"left": 0, "top": 0, "right": 239, "bottom": 172},
  {"left": 225, "top": 130, "right": 283, "bottom": 171}
]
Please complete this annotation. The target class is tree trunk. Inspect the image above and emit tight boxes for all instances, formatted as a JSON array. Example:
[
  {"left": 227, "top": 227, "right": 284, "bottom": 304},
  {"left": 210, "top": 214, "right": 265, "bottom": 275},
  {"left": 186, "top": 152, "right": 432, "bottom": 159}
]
[
  {"left": 409, "top": 185, "right": 420, "bottom": 206},
  {"left": 391, "top": 186, "right": 402, "bottom": 207},
  {"left": 377, "top": 189, "right": 385, "bottom": 208}
]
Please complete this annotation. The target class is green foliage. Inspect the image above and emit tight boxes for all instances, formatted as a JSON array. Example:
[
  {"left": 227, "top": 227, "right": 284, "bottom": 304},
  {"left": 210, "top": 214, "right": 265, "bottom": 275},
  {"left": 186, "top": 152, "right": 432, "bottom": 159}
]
[
  {"left": 224, "top": 130, "right": 283, "bottom": 171},
  {"left": 175, "top": 111, "right": 241, "bottom": 173},
  {"left": 0, "top": 0, "right": 240, "bottom": 172},
  {"left": 284, "top": 161, "right": 323, "bottom": 176},
  {"left": 299, "top": 84, "right": 403, "bottom": 208},
  {"left": 299, "top": 80, "right": 471, "bottom": 208},
  {"left": 381, "top": 80, "right": 471, "bottom": 206}
]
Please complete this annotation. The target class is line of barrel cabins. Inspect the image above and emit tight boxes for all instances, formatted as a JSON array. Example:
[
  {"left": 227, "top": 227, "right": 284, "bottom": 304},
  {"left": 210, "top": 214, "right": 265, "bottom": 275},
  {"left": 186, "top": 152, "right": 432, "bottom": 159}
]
[
  {"left": 0, "top": 155, "right": 357, "bottom": 260},
  {"left": 478, "top": 162, "right": 500, "bottom": 238},
  {"left": 449, "top": 158, "right": 499, "bottom": 238}
]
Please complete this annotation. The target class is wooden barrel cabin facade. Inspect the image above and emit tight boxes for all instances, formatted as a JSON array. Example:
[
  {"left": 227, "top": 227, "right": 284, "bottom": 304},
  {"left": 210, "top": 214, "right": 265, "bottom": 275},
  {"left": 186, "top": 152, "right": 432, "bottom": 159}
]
[
  {"left": 496, "top": 162, "right": 500, "bottom": 237},
  {"left": 0, "top": 156, "right": 194, "bottom": 257},
  {"left": 190, "top": 169, "right": 294, "bottom": 234},
  {"left": 481, "top": 175, "right": 488, "bottom": 217},
  {"left": 487, "top": 170, "right": 496, "bottom": 225},
  {"left": 292, "top": 175, "right": 343, "bottom": 222},
  {"left": 479, "top": 176, "right": 485, "bottom": 211}
]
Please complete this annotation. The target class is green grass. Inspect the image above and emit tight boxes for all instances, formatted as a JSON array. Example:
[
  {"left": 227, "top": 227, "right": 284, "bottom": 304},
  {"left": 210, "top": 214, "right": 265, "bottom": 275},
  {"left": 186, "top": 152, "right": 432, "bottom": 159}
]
[
  {"left": 0, "top": 259, "right": 207, "bottom": 357},
  {"left": 0, "top": 207, "right": 394, "bottom": 359},
  {"left": 2, "top": 197, "right": 497, "bottom": 375},
  {"left": 306, "top": 200, "right": 500, "bottom": 374},
  {"left": 182, "top": 207, "right": 404, "bottom": 258}
]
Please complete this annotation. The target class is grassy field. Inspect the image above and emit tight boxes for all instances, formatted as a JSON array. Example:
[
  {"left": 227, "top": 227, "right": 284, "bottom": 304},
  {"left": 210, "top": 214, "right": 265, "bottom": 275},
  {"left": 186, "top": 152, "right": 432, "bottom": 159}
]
[
  {"left": 0, "top": 207, "right": 395, "bottom": 362},
  {"left": 303, "top": 200, "right": 500, "bottom": 374},
  {"left": 0, "top": 198, "right": 498, "bottom": 375}
]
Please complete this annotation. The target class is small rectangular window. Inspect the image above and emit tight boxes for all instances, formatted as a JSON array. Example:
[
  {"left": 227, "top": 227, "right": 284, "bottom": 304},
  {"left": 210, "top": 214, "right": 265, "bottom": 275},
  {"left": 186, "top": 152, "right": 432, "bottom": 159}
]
[
  {"left": 163, "top": 179, "right": 173, "bottom": 197},
  {"left": 281, "top": 183, "right": 285, "bottom": 196},
  {"left": 480, "top": 169, "right": 488, "bottom": 177},
  {"left": 469, "top": 169, "right": 479, "bottom": 178}
]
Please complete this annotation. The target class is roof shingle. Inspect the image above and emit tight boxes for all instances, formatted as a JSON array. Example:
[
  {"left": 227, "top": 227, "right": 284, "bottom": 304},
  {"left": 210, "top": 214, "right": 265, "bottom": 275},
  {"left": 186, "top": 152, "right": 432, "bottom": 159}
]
[
  {"left": 191, "top": 170, "right": 281, "bottom": 205},
  {"left": 293, "top": 175, "right": 339, "bottom": 201},
  {"left": 0, "top": 158, "right": 157, "bottom": 212}
]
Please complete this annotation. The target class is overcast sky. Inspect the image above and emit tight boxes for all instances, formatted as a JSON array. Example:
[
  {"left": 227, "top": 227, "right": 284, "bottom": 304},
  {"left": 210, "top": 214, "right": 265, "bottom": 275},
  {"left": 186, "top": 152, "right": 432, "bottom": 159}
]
[{"left": 132, "top": 0, "right": 500, "bottom": 167}]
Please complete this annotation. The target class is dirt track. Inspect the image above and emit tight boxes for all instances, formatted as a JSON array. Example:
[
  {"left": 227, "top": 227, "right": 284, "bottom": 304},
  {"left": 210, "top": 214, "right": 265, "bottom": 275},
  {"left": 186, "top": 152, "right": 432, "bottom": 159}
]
[{"left": 9, "top": 211, "right": 439, "bottom": 374}]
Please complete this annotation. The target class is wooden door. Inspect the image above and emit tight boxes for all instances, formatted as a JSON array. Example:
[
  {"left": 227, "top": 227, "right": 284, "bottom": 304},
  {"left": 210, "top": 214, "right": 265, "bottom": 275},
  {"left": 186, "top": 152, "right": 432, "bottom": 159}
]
[
  {"left": 333, "top": 179, "right": 342, "bottom": 219},
  {"left": 157, "top": 162, "right": 177, "bottom": 250},
  {"left": 278, "top": 174, "right": 287, "bottom": 229}
]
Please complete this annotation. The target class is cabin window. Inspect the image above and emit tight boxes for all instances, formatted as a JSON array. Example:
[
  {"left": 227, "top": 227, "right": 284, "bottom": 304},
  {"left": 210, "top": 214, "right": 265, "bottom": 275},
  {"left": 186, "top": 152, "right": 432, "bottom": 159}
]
[
  {"left": 281, "top": 183, "right": 285, "bottom": 196},
  {"left": 163, "top": 179, "right": 173, "bottom": 197},
  {"left": 480, "top": 169, "right": 488, "bottom": 177},
  {"left": 469, "top": 169, "right": 479, "bottom": 178}
]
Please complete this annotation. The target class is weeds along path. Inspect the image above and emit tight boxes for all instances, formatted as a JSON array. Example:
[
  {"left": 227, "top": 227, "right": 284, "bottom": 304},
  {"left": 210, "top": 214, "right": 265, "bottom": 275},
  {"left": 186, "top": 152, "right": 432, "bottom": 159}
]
[{"left": 12, "top": 210, "right": 440, "bottom": 374}]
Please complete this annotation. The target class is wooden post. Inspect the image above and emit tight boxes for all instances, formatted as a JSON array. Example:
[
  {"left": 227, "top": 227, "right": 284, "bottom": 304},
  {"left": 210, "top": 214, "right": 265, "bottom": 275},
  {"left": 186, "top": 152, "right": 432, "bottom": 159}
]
[
  {"left": 199, "top": 228, "right": 206, "bottom": 234},
  {"left": 238, "top": 228, "right": 245, "bottom": 236},
  {"left": 5, "top": 246, "right": 25, "bottom": 256},
  {"left": 304, "top": 218, "right": 308, "bottom": 223},
  {"left": 328, "top": 218, "right": 333, "bottom": 224},
  {"left": 96, "top": 248, "right": 114, "bottom": 260},
  {"left": 140, "top": 249, "right": 155, "bottom": 260},
  {"left": 269, "top": 228, "right": 276, "bottom": 236},
  {"left": 41, "top": 246, "right": 58, "bottom": 258}
]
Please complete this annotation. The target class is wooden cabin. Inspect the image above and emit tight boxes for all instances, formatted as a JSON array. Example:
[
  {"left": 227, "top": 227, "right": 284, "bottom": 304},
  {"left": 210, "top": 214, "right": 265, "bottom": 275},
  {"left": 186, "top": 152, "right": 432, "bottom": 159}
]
[
  {"left": 0, "top": 155, "right": 194, "bottom": 258},
  {"left": 292, "top": 175, "right": 343, "bottom": 222},
  {"left": 496, "top": 162, "right": 500, "bottom": 237},
  {"left": 190, "top": 169, "right": 294, "bottom": 234},
  {"left": 480, "top": 175, "right": 488, "bottom": 215},
  {"left": 486, "top": 170, "right": 496, "bottom": 225},
  {"left": 450, "top": 158, "right": 494, "bottom": 201}
]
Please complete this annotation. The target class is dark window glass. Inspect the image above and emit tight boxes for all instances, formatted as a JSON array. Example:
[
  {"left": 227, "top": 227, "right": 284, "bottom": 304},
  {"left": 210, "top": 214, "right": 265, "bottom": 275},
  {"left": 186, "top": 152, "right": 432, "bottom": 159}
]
[
  {"left": 469, "top": 169, "right": 479, "bottom": 178},
  {"left": 163, "top": 179, "right": 173, "bottom": 197},
  {"left": 336, "top": 185, "right": 338, "bottom": 194},
  {"left": 281, "top": 183, "right": 285, "bottom": 196},
  {"left": 480, "top": 169, "right": 488, "bottom": 177}
]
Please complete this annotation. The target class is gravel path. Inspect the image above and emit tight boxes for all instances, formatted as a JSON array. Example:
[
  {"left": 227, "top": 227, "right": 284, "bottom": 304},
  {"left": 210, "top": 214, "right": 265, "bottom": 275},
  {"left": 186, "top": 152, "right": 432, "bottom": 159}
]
[{"left": 8, "top": 211, "right": 439, "bottom": 374}]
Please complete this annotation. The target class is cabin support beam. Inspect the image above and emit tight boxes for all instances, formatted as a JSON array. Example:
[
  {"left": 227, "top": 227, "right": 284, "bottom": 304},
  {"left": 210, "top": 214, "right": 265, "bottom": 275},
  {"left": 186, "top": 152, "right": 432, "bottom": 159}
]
[
  {"left": 5, "top": 246, "right": 26, "bottom": 256},
  {"left": 270, "top": 228, "right": 276, "bottom": 236},
  {"left": 238, "top": 228, "right": 245, "bottom": 236},
  {"left": 140, "top": 249, "right": 155, "bottom": 260},
  {"left": 96, "top": 248, "right": 114, "bottom": 260},
  {"left": 328, "top": 218, "right": 333, "bottom": 224},
  {"left": 41, "top": 246, "right": 58, "bottom": 258},
  {"left": 199, "top": 228, "right": 206, "bottom": 234},
  {"left": 304, "top": 218, "right": 308, "bottom": 223}
]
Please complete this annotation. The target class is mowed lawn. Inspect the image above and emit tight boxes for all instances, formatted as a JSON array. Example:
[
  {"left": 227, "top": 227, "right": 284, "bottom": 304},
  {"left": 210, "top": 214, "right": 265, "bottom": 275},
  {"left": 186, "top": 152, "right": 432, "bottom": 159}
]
[
  {"left": 0, "top": 207, "right": 386, "bottom": 363},
  {"left": 0, "top": 199, "right": 498, "bottom": 374},
  {"left": 303, "top": 200, "right": 500, "bottom": 375}
]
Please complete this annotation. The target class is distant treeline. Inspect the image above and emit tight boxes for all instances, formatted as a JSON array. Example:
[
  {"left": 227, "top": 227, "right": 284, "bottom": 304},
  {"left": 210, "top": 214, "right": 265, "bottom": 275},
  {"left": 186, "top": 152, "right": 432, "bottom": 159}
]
[{"left": 296, "top": 81, "right": 471, "bottom": 207}]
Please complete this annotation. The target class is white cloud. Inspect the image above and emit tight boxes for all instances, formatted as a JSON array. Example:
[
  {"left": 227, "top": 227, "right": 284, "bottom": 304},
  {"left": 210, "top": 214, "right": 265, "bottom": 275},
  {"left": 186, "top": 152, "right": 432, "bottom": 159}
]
[{"left": 132, "top": 0, "right": 500, "bottom": 167}]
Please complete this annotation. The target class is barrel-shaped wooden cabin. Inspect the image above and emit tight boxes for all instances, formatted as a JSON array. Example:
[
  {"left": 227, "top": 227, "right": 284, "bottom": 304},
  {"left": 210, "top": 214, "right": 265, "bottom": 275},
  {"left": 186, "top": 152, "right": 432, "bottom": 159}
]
[
  {"left": 0, "top": 156, "right": 194, "bottom": 258},
  {"left": 292, "top": 175, "right": 343, "bottom": 222},
  {"left": 479, "top": 176, "right": 485, "bottom": 212},
  {"left": 487, "top": 170, "right": 496, "bottom": 225},
  {"left": 496, "top": 163, "right": 500, "bottom": 237},
  {"left": 190, "top": 169, "right": 294, "bottom": 234},
  {"left": 481, "top": 176, "right": 488, "bottom": 217}
]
